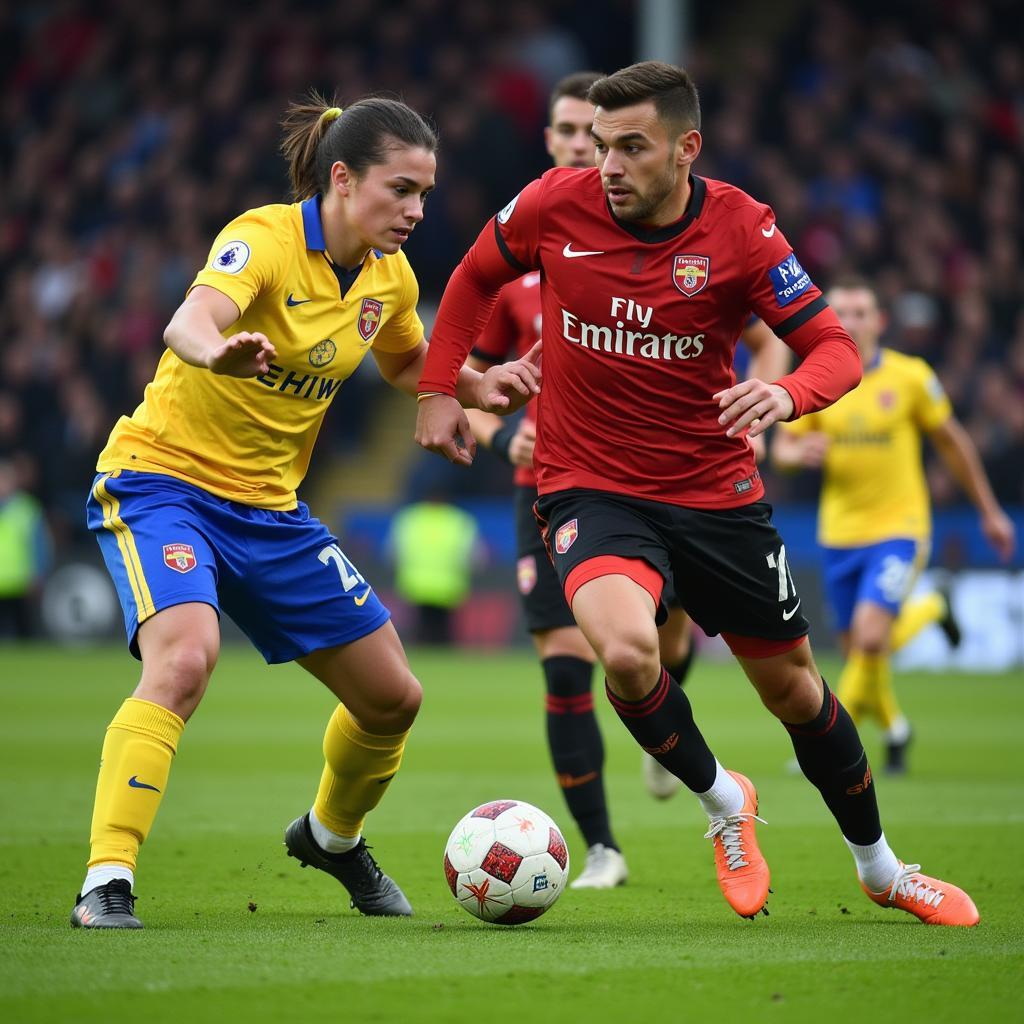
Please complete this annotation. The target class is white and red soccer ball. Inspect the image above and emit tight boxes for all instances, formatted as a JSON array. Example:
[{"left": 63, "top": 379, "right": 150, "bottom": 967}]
[{"left": 443, "top": 799, "right": 569, "bottom": 925}]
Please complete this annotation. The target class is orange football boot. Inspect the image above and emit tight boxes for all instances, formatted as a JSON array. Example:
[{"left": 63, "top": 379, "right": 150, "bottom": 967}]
[
  {"left": 704, "top": 770, "right": 770, "bottom": 919},
  {"left": 861, "top": 862, "right": 980, "bottom": 926}
]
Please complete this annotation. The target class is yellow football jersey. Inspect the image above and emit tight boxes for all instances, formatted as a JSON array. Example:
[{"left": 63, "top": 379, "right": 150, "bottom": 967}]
[
  {"left": 781, "top": 348, "right": 952, "bottom": 546},
  {"left": 98, "top": 196, "right": 424, "bottom": 509}
]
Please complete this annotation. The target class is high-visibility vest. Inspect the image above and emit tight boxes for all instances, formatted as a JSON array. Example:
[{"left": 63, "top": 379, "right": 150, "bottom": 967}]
[{"left": 391, "top": 502, "right": 478, "bottom": 608}]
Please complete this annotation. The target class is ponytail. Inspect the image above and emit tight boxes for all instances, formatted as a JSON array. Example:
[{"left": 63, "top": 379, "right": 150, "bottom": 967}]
[{"left": 280, "top": 91, "right": 437, "bottom": 201}]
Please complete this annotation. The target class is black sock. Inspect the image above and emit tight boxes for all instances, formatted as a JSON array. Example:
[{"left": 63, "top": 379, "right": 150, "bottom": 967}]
[
  {"left": 666, "top": 644, "right": 697, "bottom": 689},
  {"left": 784, "top": 680, "right": 882, "bottom": 845},
  {"left": 542, "top": 656, "right": 616, "bottom": 850},
  {"left": 606, "top": 668, "right": 717, "bottom": 792}
]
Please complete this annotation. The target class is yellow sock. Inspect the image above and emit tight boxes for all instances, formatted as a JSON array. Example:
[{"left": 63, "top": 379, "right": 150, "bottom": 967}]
[
  {"left": 313, "top": 705, "right": 409, "bottom": 838},
  {"left": 891, "top": 592, "right": 944, "bottom": 651},
  {"left": 88, "top": 698, "right": 184, "bottom": 869},
  {"left": 836, "top": 650, "right": 874, "bottom": 725},
  {"left": 865, "top": 653, "right": 901, "bottom": 731}
]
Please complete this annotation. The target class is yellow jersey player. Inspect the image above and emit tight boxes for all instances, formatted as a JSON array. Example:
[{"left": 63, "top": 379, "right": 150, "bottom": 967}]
[
  {"left": 774, "top": 275, "right": 1015, "bottom": 773},
  {"left": 71, "top": 94, "right": 540, "bottom": 929}
]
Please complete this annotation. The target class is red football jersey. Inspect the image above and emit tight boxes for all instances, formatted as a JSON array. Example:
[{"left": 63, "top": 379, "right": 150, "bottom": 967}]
[
  {"left": 422, "top": 167, "right": 860, "bottom": 508},
  {"left": 472, "top": 272, "right": 542, "bottom": 487}
]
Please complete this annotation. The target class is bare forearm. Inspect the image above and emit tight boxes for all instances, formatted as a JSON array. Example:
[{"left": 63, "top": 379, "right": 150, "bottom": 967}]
[
  {"left": 465, "top": 408, "right": 503, "bottom": 447},
  {"left": 933, "top": 421, "right": 1001, "bottom": 515},
  {"left": 163, "top": 305, "right": 227, "bottom": 368}
]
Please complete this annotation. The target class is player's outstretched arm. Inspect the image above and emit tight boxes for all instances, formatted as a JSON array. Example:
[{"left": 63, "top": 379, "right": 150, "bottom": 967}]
[
  {"left": 771, "top": 428, "right": 829, "bottom": 471},
  {"left": 164, "top": 285, "right": 277, "bottom": 377},
  {"left": 929, "top": 416, "right": 1016, "bottom": 562}
]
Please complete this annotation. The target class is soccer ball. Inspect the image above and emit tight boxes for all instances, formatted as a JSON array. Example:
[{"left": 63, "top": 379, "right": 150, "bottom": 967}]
[{"left": 443, "top": 799, "right": 569, "bottom": 925}]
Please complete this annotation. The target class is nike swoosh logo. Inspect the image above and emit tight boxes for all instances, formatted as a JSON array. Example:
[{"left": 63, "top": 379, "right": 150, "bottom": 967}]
[
  {"left": 128, "top": 775, "right": 161, "bottom": 792},
  {"left": 286, "top": 293, "right": 311, "bottom": 306},
  {"left": 563, "top": 243, "right": 604, "bottom": 259},
  {"left": 782, "top": 599, "right": 801, "bottom": 621},
  {"left": 761, "top": 224, "right": 777, "bottom": 238},
  {"left": 354, "top": 587, "right": 372, "bottom": 606}
]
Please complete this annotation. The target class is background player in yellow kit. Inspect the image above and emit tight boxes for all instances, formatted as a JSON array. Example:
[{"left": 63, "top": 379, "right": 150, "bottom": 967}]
[
  {"left": 71, "top": 94, "right": 540, "bottom": 929},
  {"left": 774, "top": 276, "right": 1015, "bottom": 772}
]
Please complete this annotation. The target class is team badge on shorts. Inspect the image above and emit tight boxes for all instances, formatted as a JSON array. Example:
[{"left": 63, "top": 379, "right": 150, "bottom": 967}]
[
  {"left": 162, "top": 543, "right": 197, "bottom": 574},
  {"left": 673, "top": 255, "right": 710, "bottom": 296},
  {"left": 517, "top": 555, "right": 537, "bottom": 595},
  {"left": 554, "top": 519, "right": 578, "bottom": 555},
  {"left": 358, "top": 298, "right": 383, "bottom": 342}
]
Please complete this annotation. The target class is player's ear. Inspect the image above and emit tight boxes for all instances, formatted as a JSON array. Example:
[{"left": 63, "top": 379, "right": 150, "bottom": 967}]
[
  {"left": 543, "top": 125, "right": 555, "bottom": 158},
  {"left": 330, "top": 160, "right": 355, "bottom": 196},
  {"left": 677, "top": 129, "right": 701, "bottom": 169}
]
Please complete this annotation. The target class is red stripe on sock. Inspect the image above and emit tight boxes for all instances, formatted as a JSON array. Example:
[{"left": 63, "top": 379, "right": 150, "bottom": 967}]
[
  {"left": 605, "top": 669, "right": 671, "bottom": 718},
  {"left": 785, "top": 690, "right": 838, "bottom": 737},
  {"left": 545, "top": 693, "right": 595, "bottom": 714}
]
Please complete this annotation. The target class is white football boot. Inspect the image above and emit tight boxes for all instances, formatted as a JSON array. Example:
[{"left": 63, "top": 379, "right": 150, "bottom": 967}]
[
  {"left": 642, "top": 752, "right": 683, "bottom": 800},
  {"left": 569, "top": 843, "right": 628, "bottom": 889}
]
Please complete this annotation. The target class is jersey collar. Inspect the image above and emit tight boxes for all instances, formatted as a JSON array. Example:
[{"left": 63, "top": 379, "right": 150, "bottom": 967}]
[
  {"left": 607, "top": 174, "right": 707, "bottom": 244},
  {"left": 301, "top": 194, "right": 327, "bottom": 250}
]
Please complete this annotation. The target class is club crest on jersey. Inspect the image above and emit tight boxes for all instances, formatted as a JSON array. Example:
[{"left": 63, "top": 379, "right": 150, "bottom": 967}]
[
  {"left": 358, "top": 298, "right": 383, "bottom": 342},
  {"left": 517, "top": 555, "right": 537, "bottom": 595},
  {"left": 673, "top": 255, "right": 710, "bottom": 297},
  {"left": 163, "top": 543, "right": 197, "bottom": 574},
  {"left": 309, "top": 338, "right": 337, "bottom": 367},
  {"left": 554, "top": 519, "right": 578, "bottom": 555},
  {"left": 878, "top": 389, "right": 896, "bottom": 410},
  {"left": 210, "top": 240, "right": 250, "bottom": 275}
]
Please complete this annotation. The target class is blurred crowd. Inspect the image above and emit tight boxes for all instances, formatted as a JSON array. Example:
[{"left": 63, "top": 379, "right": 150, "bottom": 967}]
[{"left": 1, "top": 0, "right": 1021, "bottom": 568}]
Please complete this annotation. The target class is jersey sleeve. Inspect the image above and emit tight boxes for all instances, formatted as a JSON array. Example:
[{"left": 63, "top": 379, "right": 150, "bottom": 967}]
[
  {"left": 909, "top": 358, "right": 952, "bottom": 431},
  {"left": 372, "top": 254, "right": 425, "bottom": 354},
  {"left": 739, "top": 206, "right": 861, "bottom": 417},
  {"left": 492, "top": 176, "right": 545, "bottom": 273},
  {"left": 471, "top": 286, "right": 518, "bottom": 365},
  {"left": 189, "top": 210, "right": 289, "bottom": 318}
]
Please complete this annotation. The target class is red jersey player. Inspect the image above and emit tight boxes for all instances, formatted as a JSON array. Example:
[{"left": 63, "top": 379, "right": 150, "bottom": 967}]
[{"left": 417, "top": 62, "right": 979, "bottom": 927}]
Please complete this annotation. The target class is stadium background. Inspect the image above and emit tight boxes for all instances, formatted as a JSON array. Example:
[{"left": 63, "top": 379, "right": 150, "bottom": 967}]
[{"left": 1, "top": 0, "right": 1022, "bottom": 664}]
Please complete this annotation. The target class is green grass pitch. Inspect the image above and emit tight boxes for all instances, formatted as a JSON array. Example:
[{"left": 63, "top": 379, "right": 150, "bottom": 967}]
[{"left": 1, "top": 644, "right": 1021, "bottom": 1022}]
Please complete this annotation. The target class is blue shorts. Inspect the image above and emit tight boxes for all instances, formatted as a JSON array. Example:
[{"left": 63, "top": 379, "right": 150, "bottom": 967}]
[
  {"left": 821, "top": 538, "right": 926, "bottom": 632},
  {"left": 87, "top": 470, "right": 390, "bottom": 663}
]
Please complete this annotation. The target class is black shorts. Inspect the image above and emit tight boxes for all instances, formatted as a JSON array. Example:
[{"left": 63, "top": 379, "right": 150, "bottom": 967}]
[
  {"left": 533, "top": 488, "right": 809, "bottom": 646},
  {"left": 514, "top": 485, "right": 577, "bottom": 632},
  {"left": 516, "top": 486, "right": 681, "bottom": 634}
]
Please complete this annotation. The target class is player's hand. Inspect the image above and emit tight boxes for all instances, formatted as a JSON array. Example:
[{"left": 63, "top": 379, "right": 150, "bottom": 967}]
[
  {"left": 207, "top": 332, "right": 276, "bottom": 377},
  {"left": 796, "top": 432, "right": 830, "bottom": 468},
  {"left": 981, "top": 507, "right": 1016, "bottom": 562},
  {"left": 508, "top": 420, "right": 536, "bottom": 468},
  {"left": 714, "top": 379, "right": 794, "bottom": 439},
  {"left": 415, "top": 394, "right": 477, "bottom": 467},
  {"left": 477, "top": 341, "right": 542, "bottom": 414},
  {"left": 748, "top": 431, "right": 767, "bottom": 462}
]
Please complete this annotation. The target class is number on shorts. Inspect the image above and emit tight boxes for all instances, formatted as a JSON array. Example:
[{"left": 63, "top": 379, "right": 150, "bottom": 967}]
[
  {"left": 318, "top": 544, "right": 366, "bottom": 593},
  {"left": 766, "top": 545, "right": 796, "bottom": 602}
]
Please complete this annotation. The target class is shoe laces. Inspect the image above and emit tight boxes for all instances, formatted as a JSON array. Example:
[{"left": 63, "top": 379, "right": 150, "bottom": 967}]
[
  {"left": 95, "top": 879, "right": 135, "bottom": 915},
  {"left": 886, "top": 863, "right": 944, "bottom": 908},
  {"left": 346, "top": 841, "right": 385, "bottom": 908},
  {"left": 583, "top": 844, "right": 611, "bottom": 874},
  {"left": 704, "top": 813, "right": 767, "bottom": 871}
]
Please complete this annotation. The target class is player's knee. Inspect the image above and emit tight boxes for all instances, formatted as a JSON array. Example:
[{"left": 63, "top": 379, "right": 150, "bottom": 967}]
[
  {"left": 139, "top": 641, "right": 216, "bottom": 718},
  {"left": 852, "top": 628, "right": 889, "bottom": 656},
  {"left": 600, "top": 636, "right": 660, "bottom": 697},
  {"left": 759, "top": 667, "right": 822, "bottom": 723},
  {"left": 367, "top": 670, "right": 422, "bottom": 733}
]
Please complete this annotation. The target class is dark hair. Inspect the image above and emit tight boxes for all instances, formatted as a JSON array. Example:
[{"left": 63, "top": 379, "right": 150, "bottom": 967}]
[
  {"left": 548, "top": 70, "right": 603, "bottom": 120},
  {"left": 827, "top": 274, "right": 880, "bottom": 302},
  {"left": 281, "top": 91, "right": 438, "bottom": 201},
  {"left": 588, "top": 61, "right": 701, "bottom": 134}
]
